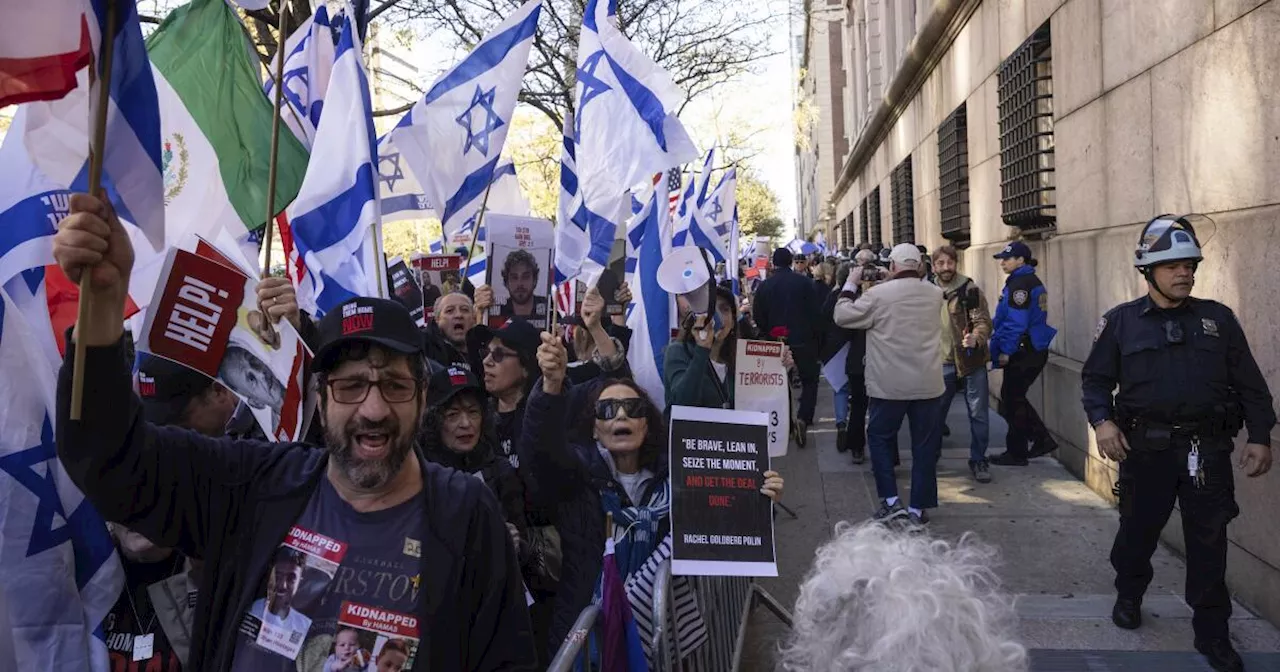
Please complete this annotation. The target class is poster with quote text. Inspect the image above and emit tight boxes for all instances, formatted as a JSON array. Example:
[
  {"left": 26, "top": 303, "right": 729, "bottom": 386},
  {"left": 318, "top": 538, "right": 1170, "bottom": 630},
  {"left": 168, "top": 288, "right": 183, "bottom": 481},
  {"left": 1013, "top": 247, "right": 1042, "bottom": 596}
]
[{"left": 668, "top": 405, "right": 777, "bottom": 577}]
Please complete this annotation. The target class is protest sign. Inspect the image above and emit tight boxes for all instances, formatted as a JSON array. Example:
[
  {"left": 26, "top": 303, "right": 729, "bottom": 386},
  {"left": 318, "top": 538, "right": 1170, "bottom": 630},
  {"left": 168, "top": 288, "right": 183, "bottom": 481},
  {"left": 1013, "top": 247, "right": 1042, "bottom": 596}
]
[
  {"left": 411, "top": 254, "right": 463, "bottom": 320},
  {"left": 734, "top": 339, "right": 790, "bottom": 457},
  {"left": 386, "top": 256, "right": 425, "bottom": 326},
  {"left": 485, "top": 214, "right": 554, "bottom": 329},
  {"left": 668, "top": 405, "right": 777, "bottom": 578},
  {"left": 139, "top": 236, "right": 313, "bottom": 442}
]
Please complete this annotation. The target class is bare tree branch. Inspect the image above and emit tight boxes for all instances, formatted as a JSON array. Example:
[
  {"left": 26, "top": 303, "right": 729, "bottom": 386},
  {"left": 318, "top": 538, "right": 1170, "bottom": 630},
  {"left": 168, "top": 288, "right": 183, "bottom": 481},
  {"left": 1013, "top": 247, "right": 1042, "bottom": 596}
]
[{"left": 373, "top": 101, "right": 415, "bottom": 117}]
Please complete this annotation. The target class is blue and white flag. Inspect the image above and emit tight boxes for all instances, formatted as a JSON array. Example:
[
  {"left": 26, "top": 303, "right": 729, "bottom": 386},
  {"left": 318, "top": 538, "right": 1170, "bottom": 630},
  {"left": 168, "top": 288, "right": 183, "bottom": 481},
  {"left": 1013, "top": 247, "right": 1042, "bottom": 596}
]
[
  {"left": 573, "top": 0, "right": 697, "bottom": 269},
  {"left": 286, "top": 9, "right": 382, "bottom": 317},
  {"left": 706, "top": 167, "right": 737, "bottom": 242},
  {"left": 0, "top": 102, "right": 161, "bottom": 288},
  {"left": 625, "top": 177, "right": 671, "bottom": 408},
  {"left": 0, "top": 285, "right": 123, "bottom": 672},
  {"left": 552, "top": 111, "right": 627, "bottom": 286},
  {"left": 264, "top": 5, "right": 337, "bottom": 148},
  {"left": 388, "top": 0, "right": 541, "bottom": 237}
]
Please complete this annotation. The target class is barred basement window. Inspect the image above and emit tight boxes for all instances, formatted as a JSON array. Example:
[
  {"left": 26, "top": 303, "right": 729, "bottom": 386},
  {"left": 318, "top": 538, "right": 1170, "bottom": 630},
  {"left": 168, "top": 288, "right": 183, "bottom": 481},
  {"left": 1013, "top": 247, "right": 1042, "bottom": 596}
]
[
  {"left": 891, "top": 157, "right": 914, "bottom": 245},
  {"left": 997, "top": 22, "right": 1055, "bottom": 232},
  {"left": 867, "top": 186, "right": 882, "bottom": 249},
  {"left": 859, "top": 197, "right": 870, "bottom": 245},
  {"left": 938, "top": 102, "right": 970, "bottom": 246}
]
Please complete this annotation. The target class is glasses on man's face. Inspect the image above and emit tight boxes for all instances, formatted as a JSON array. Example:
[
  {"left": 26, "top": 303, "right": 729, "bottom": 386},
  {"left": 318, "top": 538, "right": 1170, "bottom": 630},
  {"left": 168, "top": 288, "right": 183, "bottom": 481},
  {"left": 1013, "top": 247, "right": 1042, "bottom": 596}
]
[
  {"left": 326, "top": 377, "right": 419, "bottom": 404},
  {"left": 481, "top": 346, "right": 517, "bottom": 364},
  {"left": 1164, "top": 320, "right": 1184, "bottom": 345},
  {"left": 595, "top": 397, "right": 646, "bottom": 421}
]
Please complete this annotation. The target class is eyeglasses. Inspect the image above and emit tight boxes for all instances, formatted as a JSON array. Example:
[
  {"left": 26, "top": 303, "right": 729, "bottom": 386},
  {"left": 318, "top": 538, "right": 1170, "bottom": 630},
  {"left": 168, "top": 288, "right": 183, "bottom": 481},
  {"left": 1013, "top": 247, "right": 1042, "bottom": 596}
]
[
  {"left": 480, "top": 346, "right": 517, "bottom": 364},
  {"left": 595, "top": 397, "right": 647, "bottom": 421},
  {"left": 1163, "top": 320, "right": 1184, "bottom": 345},
  {"left": 326, "top": 377, "right": 419, "bottom": 404}
]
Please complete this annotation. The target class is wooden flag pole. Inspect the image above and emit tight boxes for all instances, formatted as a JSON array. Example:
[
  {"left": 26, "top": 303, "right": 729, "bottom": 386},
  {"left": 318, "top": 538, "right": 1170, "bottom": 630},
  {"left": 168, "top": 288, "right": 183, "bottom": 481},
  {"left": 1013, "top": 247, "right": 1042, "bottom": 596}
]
[
  {"left": 256, "top": 0, "right": 290, "bottom": 343},
  {"left": 464, "top": 177, "right": 496, "bottom": 282},
  {"left": 260, "top": 0, "right": 290, "bottom": 279},
  {"left": 70, "top": 0, "right": 119, "bottom": 421}
]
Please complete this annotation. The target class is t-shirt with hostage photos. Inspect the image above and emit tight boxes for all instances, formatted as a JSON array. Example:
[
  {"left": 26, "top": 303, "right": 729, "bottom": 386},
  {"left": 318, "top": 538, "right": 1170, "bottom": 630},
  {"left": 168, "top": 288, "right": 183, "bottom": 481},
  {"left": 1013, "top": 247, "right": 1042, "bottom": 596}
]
[{"left": 230, "top": 477, "right": 424, "bottom": 671}]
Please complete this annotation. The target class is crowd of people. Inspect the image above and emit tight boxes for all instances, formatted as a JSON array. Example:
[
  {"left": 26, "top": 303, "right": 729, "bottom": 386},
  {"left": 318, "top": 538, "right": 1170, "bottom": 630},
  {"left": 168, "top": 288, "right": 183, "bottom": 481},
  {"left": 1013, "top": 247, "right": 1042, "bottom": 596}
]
[{"left": 748, "top": 238, "right": 1057, "bottom": 526}]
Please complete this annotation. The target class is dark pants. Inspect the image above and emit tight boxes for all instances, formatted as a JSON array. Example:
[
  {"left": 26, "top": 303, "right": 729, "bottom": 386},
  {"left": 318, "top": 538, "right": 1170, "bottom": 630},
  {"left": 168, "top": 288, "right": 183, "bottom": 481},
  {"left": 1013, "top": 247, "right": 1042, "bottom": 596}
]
[
  {"left": 866, "top": 397, "right": 942, "bottom": 509},
  {"left": 846, "top": 375, "right": 869, "bottom": 454},
  {"left": 791, "top": 344, "right": 820, "bottom": 425},
  {"left": 997, "top": 348, "right": 1049, "bottom": 457},
  {"left": 1111, "top": 437, "right": 1238, "bottom": 640}
]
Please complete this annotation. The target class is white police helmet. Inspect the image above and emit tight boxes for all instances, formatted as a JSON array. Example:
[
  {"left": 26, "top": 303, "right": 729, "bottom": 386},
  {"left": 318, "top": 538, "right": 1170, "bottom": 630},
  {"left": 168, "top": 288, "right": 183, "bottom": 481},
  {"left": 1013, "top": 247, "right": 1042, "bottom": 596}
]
[{"left": 1134, "top": 214, "right": 1204, "bottom": 269}]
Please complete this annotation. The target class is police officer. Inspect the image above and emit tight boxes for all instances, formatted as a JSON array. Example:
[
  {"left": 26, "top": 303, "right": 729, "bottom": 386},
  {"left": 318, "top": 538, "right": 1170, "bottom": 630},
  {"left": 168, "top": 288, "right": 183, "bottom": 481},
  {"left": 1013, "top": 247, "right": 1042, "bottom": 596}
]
[
  {"left": 990, "top": 241, "right": 1059, "bottom": 466},
  {"left": 1082, "top": 214, "right": 1274, "bottom": 672}
]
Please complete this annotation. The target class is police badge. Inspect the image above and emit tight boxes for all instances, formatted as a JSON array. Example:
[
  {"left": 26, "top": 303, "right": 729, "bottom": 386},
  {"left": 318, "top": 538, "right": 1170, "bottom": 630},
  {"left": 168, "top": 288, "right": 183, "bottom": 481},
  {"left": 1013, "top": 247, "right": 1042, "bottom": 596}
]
[{"left": 1012, "top": 289, "right": 1029, "bottom": 307}]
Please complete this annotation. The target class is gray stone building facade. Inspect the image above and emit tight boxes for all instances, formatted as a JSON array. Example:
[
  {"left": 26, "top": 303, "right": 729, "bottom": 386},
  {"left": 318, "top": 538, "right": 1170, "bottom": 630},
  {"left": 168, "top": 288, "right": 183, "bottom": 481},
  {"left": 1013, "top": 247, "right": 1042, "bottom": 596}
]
[{"left": 797, "top": 0, "right": 1280, "bottom": 625}]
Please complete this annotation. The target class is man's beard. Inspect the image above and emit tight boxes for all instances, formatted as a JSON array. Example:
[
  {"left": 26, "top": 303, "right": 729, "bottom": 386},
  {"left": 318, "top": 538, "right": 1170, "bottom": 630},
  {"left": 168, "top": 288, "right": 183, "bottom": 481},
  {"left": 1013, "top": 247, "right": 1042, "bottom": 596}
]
[
  {"left": 937, "top": 270, "right": 955, "bottom": 283},
  {"left": 512, "top": 288, "right": 533, "bottom": 304},
  {"left": 326, "top": 414, "right": 416, "bottom": 489}
]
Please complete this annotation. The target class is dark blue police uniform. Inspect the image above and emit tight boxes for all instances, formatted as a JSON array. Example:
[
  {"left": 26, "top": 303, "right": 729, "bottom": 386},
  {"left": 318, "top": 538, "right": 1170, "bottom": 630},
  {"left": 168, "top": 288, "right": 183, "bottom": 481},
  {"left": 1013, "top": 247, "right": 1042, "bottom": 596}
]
[
  {"left": 990, "top": 265, "right": 1057, "bottom": 459},
  {"left": 1082, "top": 295, "right": 1275, "bottom": 641}
]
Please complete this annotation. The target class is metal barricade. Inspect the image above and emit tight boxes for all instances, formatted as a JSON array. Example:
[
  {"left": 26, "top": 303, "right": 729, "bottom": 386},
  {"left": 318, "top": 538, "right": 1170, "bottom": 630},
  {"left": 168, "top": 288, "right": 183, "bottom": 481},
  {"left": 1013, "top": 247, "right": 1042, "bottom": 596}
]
[
  {"left": 651, "top": 561, "right": 794, "bottom": 671},
  {"left": 547, "top": 604, "right": 601, "bottom": 672}
]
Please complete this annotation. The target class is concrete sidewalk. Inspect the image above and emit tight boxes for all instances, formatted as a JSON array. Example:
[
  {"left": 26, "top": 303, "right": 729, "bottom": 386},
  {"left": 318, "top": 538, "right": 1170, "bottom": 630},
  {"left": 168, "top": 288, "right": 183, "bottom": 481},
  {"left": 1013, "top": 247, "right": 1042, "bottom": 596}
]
[{"left": 739, "top": 382, "right": 1280, "bottom": 670}]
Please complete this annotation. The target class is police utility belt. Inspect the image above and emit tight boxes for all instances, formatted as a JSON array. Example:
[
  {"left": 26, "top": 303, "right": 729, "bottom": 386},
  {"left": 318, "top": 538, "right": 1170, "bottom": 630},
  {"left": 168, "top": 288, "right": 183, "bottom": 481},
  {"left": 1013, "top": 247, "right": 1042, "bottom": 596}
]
[{"left": 1117, "top": 404, "right": 1244, "bottom": 452}]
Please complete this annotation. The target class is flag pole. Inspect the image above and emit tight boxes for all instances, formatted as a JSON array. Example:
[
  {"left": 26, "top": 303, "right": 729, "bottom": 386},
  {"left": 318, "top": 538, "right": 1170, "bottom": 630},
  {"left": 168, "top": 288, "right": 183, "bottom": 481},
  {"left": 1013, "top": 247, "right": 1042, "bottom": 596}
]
[
  {"left": 260, "top": 0, "right": 290, "bottom": 279},
  {"left": 465, "top": 177, "right": 495, "bottom": 281},
  {"left": 70, "top": 0, "right": 119, "bottom": 421}
]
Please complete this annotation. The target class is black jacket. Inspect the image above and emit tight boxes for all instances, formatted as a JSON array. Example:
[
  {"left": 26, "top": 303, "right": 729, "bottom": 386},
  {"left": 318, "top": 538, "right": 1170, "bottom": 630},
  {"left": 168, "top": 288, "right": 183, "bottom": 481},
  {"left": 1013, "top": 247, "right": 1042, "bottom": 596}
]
[
  {"left": 56, "top": 338, "right": 537, "bottom": 671},
  {"left": 421, "top": 320, "right": 471, "bottom": 371},
  {"left": 753, "top": 266, "right": 822, "bottom": 345},
  {"left": 819, "top": 288, "right": 867, "bottom": 380}
]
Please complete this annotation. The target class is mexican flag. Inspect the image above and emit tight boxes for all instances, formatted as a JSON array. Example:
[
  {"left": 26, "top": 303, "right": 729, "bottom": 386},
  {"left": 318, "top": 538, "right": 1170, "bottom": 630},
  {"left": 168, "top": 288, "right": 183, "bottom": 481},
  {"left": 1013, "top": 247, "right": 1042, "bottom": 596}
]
[{"left": 144, "top": 0, "right": 308, "bottom": 246}]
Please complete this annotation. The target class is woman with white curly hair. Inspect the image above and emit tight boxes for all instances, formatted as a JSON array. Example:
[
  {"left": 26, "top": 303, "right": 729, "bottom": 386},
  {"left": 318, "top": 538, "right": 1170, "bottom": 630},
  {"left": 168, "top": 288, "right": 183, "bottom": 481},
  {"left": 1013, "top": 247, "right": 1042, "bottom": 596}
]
[{"left": 782, "top": 521, "right": 1028, "bottom": 672}]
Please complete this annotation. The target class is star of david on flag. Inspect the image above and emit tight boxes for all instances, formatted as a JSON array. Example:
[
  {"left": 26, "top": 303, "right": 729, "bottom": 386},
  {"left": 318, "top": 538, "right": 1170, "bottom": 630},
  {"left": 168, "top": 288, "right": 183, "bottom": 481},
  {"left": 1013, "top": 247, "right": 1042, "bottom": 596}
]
[
  {"left": 457, "top": 85, "right": 505, "bottom": 156},
  {"left": 0, "top": 284, "right": 123, "bottom": 671},
  {"left": 389, "top": 0, "right": 541, "bottom": 237}
]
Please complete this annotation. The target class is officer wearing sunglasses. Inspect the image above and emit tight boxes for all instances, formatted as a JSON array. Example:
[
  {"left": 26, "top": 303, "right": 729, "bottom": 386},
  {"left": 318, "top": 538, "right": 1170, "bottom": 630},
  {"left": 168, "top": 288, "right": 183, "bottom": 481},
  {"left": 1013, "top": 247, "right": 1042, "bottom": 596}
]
[{"left": 1082, "top": 214, "right": 1274, "bottom": 672}]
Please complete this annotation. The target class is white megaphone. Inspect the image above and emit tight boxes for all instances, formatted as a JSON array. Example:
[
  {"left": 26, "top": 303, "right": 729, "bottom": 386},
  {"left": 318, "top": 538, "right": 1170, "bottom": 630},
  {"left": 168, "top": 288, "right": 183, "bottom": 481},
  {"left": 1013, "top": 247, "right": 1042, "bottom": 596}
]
[{"left": 657, "top": 246, "right": 717, "bottom": 326}]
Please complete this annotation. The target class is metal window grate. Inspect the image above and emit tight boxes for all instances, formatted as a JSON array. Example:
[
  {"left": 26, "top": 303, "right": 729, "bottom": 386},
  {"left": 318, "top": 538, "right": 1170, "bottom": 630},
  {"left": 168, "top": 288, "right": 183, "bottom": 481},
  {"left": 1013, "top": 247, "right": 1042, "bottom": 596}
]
[
  {"left": 891, "top": 156, "right": 914, "bottom": 245},
  {"left": 997, "top": 22, "right": 1055, "bottom": 232},
  {"left": 867, "top": 186, "right": 882, "bottom": 249},
  {"left": 859, "top": 197, "right": 870, "bottom": 245},
  {"left": 938, "top": 102, "right": 971, "bottom": 246}
]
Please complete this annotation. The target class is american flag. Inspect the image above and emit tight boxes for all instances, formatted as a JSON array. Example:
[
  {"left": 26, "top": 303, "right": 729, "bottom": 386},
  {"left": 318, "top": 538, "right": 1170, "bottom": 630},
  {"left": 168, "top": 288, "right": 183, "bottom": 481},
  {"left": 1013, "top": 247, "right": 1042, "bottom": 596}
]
[{"left": 666, "top": 168, "right": 682, "bottom": 219}]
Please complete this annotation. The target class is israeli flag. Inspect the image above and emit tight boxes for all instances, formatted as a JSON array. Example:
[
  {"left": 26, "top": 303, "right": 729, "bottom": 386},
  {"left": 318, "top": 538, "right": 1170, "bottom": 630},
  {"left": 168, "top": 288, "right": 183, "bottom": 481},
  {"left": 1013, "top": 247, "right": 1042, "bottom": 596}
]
[
  {"left": 286, "top": 9, "right": 382, "bottom": 316},
  {"left": 264, "top": 5, "right": 337, "bottom": 148},
  {"left": 573, "top": 0, "right": 697, "bottom": 263},
  {"left": 624, "top": 178, "right": 671, "bottom": 408},
  {"left": 0, "top": 284, "right": 123, "bottom": 672},
  {"left": 389, "top": 0, "right": 541, "bottom": 237},
  {"left": 552, "top": 111, "right": 627, "bottom": 286}
]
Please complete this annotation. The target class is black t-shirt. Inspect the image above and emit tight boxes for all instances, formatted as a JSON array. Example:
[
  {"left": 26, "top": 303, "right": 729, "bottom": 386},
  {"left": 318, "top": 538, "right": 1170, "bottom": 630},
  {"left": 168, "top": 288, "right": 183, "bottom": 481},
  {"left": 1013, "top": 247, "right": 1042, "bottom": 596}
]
[{"left": 104, "top": 557, "right": 186, "bottom": 671}]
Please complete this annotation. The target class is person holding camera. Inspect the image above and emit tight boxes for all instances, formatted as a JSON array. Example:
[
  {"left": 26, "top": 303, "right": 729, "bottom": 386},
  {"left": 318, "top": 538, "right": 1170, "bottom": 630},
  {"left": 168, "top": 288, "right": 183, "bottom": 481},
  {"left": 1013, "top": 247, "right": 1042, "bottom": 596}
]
[{"left": 932, "top": 246, "right": 994, "bottom": 483}]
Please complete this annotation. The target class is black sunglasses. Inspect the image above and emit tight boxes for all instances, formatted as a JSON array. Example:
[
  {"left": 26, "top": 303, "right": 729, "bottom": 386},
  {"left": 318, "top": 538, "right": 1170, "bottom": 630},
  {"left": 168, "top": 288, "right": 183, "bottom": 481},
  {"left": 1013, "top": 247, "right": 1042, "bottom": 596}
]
[
  {"left": 480, "top": 346, "right": 518, "bottom": 364},
  {"left": 326, "top": 377, "right": 419, "bottom": 404},
  {"left": 595, "top": 397, "right": 647, "bottom": 421}
]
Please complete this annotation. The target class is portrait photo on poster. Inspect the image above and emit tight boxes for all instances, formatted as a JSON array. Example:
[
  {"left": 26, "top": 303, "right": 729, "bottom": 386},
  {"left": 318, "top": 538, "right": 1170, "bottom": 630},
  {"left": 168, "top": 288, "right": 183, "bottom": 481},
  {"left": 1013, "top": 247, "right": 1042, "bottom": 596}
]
[
  {"left": 485, "top": 214, "right": 554, "bottom": 330},
  {"left": 412, "top": 254, "right": 464, "bottom": 321},
  {"left": 667, "top": 405, "right": 778, "bottom": 578}
]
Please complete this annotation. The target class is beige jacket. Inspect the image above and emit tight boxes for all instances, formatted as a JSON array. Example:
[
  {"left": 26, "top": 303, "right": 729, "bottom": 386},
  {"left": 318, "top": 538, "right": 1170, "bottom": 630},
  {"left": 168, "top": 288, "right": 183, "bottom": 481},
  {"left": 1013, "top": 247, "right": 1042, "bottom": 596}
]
[{"left": 834, "top": 276, "right": 945, "bottom": 400}]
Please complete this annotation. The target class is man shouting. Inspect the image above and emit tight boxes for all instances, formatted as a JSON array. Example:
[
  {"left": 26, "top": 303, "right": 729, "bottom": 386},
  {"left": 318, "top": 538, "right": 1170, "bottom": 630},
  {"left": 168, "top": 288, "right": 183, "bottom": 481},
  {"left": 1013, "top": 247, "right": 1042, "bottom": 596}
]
[{"left": 52, "top": 193, "right": 536, "bottom": 671}]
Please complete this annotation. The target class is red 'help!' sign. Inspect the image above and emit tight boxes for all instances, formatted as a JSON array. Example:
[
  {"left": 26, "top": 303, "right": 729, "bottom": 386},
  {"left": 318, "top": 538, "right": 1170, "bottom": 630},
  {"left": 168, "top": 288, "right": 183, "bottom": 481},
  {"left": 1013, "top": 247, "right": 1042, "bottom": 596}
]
[{"left": 145, "top": 250, "right": 247, "bottom": 378}]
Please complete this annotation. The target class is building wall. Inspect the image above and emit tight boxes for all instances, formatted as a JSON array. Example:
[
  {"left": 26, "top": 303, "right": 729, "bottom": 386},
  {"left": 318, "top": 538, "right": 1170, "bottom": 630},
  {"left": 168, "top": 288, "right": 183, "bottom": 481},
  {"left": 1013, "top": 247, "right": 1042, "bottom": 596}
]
[{"left": 825, "top": 0, "right": 1280, "bottom": 624}]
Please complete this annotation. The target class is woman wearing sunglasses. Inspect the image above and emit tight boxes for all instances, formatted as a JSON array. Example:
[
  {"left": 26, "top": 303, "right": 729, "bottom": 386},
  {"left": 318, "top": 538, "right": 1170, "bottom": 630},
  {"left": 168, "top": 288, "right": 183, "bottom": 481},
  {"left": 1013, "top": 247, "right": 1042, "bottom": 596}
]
[{"left": 525, "top": 376, "right": 785, "bottom": 662}]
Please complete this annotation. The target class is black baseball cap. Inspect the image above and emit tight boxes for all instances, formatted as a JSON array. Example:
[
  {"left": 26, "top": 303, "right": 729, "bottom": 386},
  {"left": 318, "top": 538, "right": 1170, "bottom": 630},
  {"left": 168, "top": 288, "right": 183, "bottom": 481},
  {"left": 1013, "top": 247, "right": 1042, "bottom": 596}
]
[
  {"left": 425, "top": 365, "right": 483, "bottom": 408},
  {"left": 135, "top": 352, "right": 216, "bottom": 425},
  {"left": 313, "top": 297, "right": 422, "bottom": 373},
  {"left": 993, "top": 241, "right": 1033, "bottom": 260},
  {"left": 468, "top": 316, "right": 542, "bottom": 356}
]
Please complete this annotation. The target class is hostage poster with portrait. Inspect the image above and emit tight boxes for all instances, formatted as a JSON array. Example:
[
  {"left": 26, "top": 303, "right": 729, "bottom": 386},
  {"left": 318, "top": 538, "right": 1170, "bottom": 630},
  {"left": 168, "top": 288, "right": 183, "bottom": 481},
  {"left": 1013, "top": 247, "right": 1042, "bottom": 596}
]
[
  {"left": 138, "top": 235, "right": 313, "bottom": 442},
  {"left": 386, "top": 256, "right": 425, "bottom": 327},
  {"left": 668, "top": 405, "right": 777, "bottom": 577},
  {"left": 484, "top": 214, "right": 554, "bottom": 330},
  {"left": 411, "top": 254, "right": 464, "bottom": 320}
]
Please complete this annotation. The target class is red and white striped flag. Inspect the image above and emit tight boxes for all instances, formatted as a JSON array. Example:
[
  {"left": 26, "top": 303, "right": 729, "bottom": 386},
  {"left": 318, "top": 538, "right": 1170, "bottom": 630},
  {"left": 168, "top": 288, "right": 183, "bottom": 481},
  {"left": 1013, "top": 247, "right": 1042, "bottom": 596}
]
[{"left": 0, "top": 0, "right": 92, "bottom": 107}]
